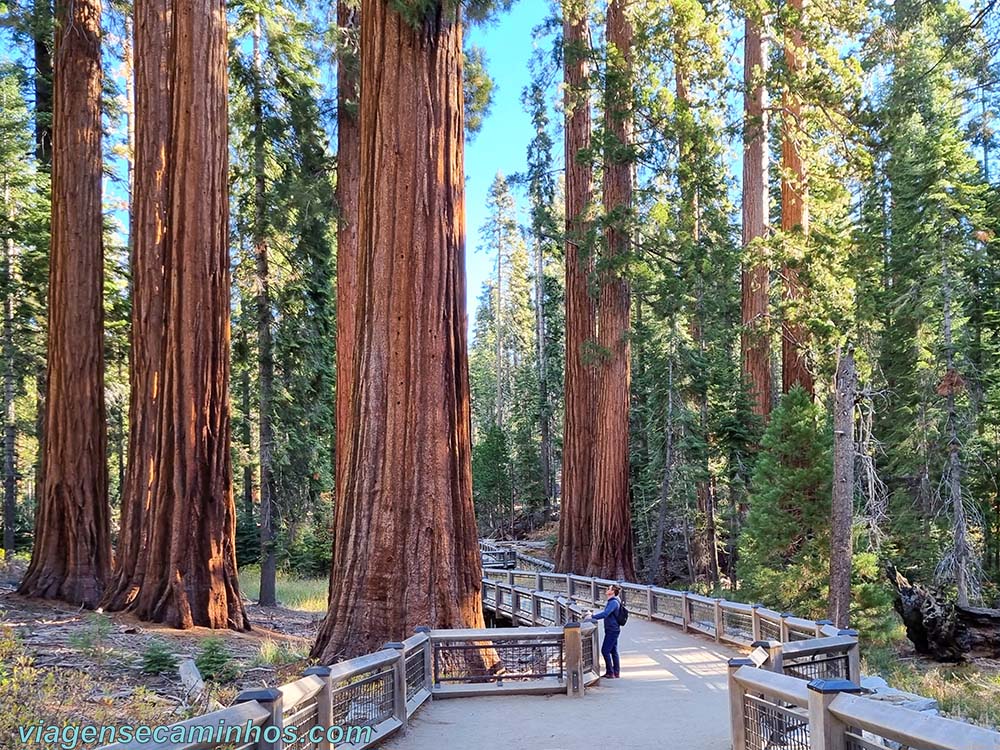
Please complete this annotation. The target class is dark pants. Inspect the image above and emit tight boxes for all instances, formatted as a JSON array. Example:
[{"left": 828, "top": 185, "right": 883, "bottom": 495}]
[{"left": 601, "top": 628, "right": 621, "bottom": 675}]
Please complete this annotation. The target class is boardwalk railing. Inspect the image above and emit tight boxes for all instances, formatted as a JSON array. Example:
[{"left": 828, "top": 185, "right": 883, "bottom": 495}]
[
  {"left": 484, "top": 567, "right": 1000, "bottom": 750},
  {"left": 478, "top": 539, "right": 554, "bottom": 571},
  {"left": 95, "top": 618, "right": 599, "bottom": 750},
  {"left": 728, "top": 662, "right": 1000, "bottom": 750}
]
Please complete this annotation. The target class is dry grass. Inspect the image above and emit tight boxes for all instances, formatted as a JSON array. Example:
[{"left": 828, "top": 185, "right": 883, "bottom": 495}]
[{"left": 863, "top": 645, "right": 1000, "bottom": 730}]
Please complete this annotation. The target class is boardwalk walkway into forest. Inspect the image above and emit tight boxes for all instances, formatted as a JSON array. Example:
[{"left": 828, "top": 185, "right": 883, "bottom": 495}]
[{"left": 382, "top": 616, "right": 738, "bottom": 750}]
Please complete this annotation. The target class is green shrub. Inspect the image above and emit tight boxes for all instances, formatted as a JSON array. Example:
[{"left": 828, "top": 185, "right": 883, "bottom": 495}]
[
  {"left": 195, "top": 637, "right": 237, "bottom": 683},
  {"left": 141, "top": 639, "right": 179, "bottom": 675},
  {"left": 68, "top": 613, "right": 113, "bottom": 662}
]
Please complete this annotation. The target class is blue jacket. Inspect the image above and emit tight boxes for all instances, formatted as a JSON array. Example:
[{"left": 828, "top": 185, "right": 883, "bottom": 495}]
[{"left": 591, "top": 597, "right": 621, "bottom": 633}]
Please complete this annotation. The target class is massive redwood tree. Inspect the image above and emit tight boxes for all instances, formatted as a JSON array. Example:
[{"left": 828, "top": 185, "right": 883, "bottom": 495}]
[
  {"left": 780, "top": 0, "right": 813, "bottom": 395},
  {"left": 312, "top": 0, "right": 483, "bottom": 661},
  {"left": 334, "top": 0, "right": 359, "bottom": 519},
  {"left": 589, "top": 0, "right": 634, "bottom": 580},
  {"left": 18, "top": 0, "right": 111, "bottom": 608},
  {"left": 118, "top": 0, "right": 248, "bottom": 629},
  {"left": 741, "top": 10, "right": 772, "bottom": 419},
  {"left": 556, "top": 0, "right": 597, "bottom": 574},
  {"left": 103, "top": 0, "right": 171, "bottom": 612}
]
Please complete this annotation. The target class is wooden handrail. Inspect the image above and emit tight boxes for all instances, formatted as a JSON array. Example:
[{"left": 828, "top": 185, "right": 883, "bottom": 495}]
[
  {"left": 96, "top": 700, "right": 272, "bottom": 750},
  {"left": 732, "top": 665, "right": 810, "bottom": 708},
  {"left": 781, "top": 634, "right": 857, "bottom": 659},
  {"left": 278, "top": 673, "right": 325, "bottom": 713}
]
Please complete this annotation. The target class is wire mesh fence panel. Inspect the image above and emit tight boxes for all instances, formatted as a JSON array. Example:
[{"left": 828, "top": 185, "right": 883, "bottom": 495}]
[
  {"left": 652, "top": 592, "right": 684, "bottom": 621},
  {"left": 786, "top": 628, "right": 815, "bottom": 642},
  {"left": 283, "top": 702, "right": 320, "bottom": 750},
  {"left": 517, "top": 595, "right": 534, "bottom": 619},
  {"left": 329, "top": 665, "right": 396, "bottom": 729},
  {"left": 404, "top": 648, "right": 426, "bottom": 700},
  {"left": 513, "top": 574, "right": 536, "bottom": 589},
  {"left": 760, "top": 618, "right": 781, "bottom": 642},
  {"left": 782, "top": 653, "right": 850, "bottom": 682},
  {"left": 539, "top": 601, "right": 556, "bottom": 624},
  {"left": 743, "top": 695, "right": 810, "bottom": 750},
  {"left": 432, "top": 639, "right": 565, "bottom": 684},
  {"left": 689, "top": 600, "right": 717, "bottom": 633},
  {"left": 723, "top": 610, "right": 754, "bottom": 643},
  {"left": 541, "top": 576, "right": 569, "bottom": 595},
  {"left": 623, "top": 587, "right": 649, "bottom": 615}
]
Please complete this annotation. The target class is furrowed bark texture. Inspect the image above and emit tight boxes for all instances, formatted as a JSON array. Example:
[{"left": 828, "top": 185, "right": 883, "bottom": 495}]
[
  {"left": 741, "top": 14, "right": 772, "bottom": 419},
  {"left": 103, "top": 0, "right": 171, "bottom": 612},
  {"left": 556, "top": 0, "right": 596, "bottom": 574},
  {"left": 312, "top": 0, "right": 483, "bottom": 661},
  {"left": 589, "top": 0, "right": 634, "bottom": 581},
  {"left": 780, "top": 0, "right": 813, "bottom": 396},
  {"left": 126, "top": 0, "right": 248, "bottom": 629},
  {"left": 18, "top": 0, "right": 111, "bottom": 608}
]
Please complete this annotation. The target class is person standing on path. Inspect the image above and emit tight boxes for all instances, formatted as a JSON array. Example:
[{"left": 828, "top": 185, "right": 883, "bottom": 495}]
[{"left": 586, "top": 584, "right": 623, "bottom": 678}]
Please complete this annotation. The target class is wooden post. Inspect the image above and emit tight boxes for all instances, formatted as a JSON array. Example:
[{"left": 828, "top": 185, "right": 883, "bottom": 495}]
[
  {"left": 816, "top": 618, "right": 833, "bottom": 638},
  {"left": 807, "top": 678, "right": 863, "bottom": 750},
  {"left": 728, "top": 658, "right": 753, "bottom": 750},
  {"left": 531, "top": 590, "right": 540, "bottom": 624},
  {"left": 383, "top": 642, "right": 408, "bottom": 731},
  {"left": 591, "top": 577, "right": 598, "bottom": 605},
  {"left": 681, "top": 592, "right": 690, "bottom": 633},
  {"left": 752, "top": 639, "right": 783, "bottom": 674},
  {"left": 507, "top": 570, "right": 515, "bottom": 587},
  {"left": 839, "top": 629, "right": 861, "bottom": 684},
  {"left": 512, "top": 589, "right": 521, "bottom": 626},
  {"left": 751, "top": 604, "right": 762, "bottom": 642},
  {"left": 780, "top": 611, "right": 793, "bottom": 642},
  {"left": 565, "top": 573, "right": 572, "bottom": 597},
  {"left": 535, "top": 571, "right": 542, "bottom": 591},
  {"left": 415, "top": 626, "right": 433, "bottom": 693},
  {"left": 235, "top": 687, "right": 283, "bottom": 750},
  {"left": 714, "top": 598, "right": 724, "bottom": 642},
  {"left": 564, "top": 622, "right": 585, "bottom": 697},
  {"left": 303, "top": 666, "right": 333, "bottom": 750},
  {"left": 646, "top": 585, "right": 654, "bottom": 619}
]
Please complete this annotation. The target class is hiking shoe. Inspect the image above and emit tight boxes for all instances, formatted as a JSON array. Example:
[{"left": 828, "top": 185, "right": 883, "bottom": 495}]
[{"left": 603, "top": 672, "right": 615, "bottom": 679}]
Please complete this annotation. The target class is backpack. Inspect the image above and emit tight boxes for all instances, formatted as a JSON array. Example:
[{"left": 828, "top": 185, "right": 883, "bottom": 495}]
[{"left": 614, "top": 596, "right": 629, "bottom": 626}]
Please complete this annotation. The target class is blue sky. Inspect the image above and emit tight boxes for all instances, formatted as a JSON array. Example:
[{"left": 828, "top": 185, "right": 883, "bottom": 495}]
[{"left": 464, "top": 1, "right": 552, "bottom": 319}]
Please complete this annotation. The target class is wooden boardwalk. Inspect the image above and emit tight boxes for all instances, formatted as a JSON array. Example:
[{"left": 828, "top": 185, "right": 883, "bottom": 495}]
[{"left": 382, "top": 616, "right": 739, "bottom": 750}]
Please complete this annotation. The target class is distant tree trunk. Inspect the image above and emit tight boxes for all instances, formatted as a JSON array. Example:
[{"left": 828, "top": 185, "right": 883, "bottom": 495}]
[
  {"left": 556, "top": 0, "right": 596, "bottom": 574},
  {"left": 741, "top": 13, "right": 771, "bottom": 419},
  {"left": 240, "top": 345, "right": 254, "bottom": 521},
  {"left": 651, "top": 357, "right": 675, "bottom": 582},
  {"left": 124, "top": 0, "right": 248, "bottom": 629},
  {"left": 535, "top": 238, "right": 552, "bottom": 515},
  {"left": 253, "top": 14, "right": 277, "bottom": 608},
  {"left": 780, "top": 0, "right": 813, "bottom": 396},
  {"left": 676, "top": 54, "right": 718, "bottom": 585},
  {"left": 941, "top": 254, "right": 972, "bottom": 607},
  {"left": 334, "top": 0, "right": 359, "bottom": 511},
  {"left": 829, "top": 348, "right": 856, "bottom": 628},
  {"left": 19, "top": 0, "right": 111, "bottom": 607},
  {"left": 312, "top": 0, "right": 483, "bottom": 661},
  {"left": 589, "top": 0, "right": 634, "bottom": 581},
  {"left": 3, "top": 182, "right": 15, "bottom": 554},
  {"left": 102, "top": 0, "right": 171, "bottom": 612}
]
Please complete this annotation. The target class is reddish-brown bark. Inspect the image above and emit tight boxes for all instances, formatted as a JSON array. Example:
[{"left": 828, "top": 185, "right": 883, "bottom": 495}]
[
  {"left": 312, "top": 0, "right": 483, "bottom": 661},
  {"left": 780, "top": 0, "right": 813, "bottom": 396},
  {"left": 588, "top": 0, "right": 634, "bottom": 581},
  {"left": 741, "top": 14, "right": 772, "bottom": 419},
  {"left": 103, "top": 0, "right": 171, "bottom": 612},
  {"left": 334, "top": 0, "right": 360, "bottom": 526},
  {"left": 556, "top": 0, "right": 597, "bottom": 574},
  {"left": 123, "top": 0, "right": 247, "bottom": 629},
  {"left": 18, "top": 0, "right": 111, "bottom": 609}
]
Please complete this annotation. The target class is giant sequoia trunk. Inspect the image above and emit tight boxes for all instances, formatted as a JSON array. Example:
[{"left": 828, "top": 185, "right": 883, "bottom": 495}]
[
  {"left": 18, "top": 0, "right": 111, "bottom": 608},
  {"left": 829, "top": 349, "right": 856, "bottom": 628},
  {"left": 556, "top": 0, "right": 597, "bottom": 574},
  {"left": 780, "top": 0, "right": 813, "bottom": 396},
  {"left": 741, "top": 13, "right": 771, "bottom": 419},
  {"left": 103, "top": 0, "right": 171, "bottom": 612},
  {"left": 311, "top": 0, "right": 483, "bottom": 661},
  {"left": 589, "top": 0, "right": 634, "bottom": 581},
  {"left": 334, "top": 0, "right": 359, "bottom": 507},
  {"left": 123, "top": 0, "right": 247, "bottom": 630}
]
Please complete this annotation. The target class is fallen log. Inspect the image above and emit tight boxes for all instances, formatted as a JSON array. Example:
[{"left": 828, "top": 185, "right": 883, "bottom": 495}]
[{"left": 886, "top": 565, "right": 1000, "bottom": 662}]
